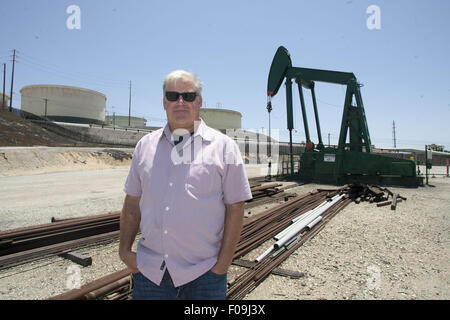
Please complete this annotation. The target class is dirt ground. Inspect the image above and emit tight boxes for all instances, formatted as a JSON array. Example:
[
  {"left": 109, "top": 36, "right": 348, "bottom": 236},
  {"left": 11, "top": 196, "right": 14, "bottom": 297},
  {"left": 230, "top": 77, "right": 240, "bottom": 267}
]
[
  {"left": 0, "top": 113, "right": 448, "bottom": 300},
  {"left": 0, "top": 146, "right": 132, "bottom": 177},
  {"left": 237, "top": 175, "right": 450, "bottom": 300},
  {"left": 0, "top": 110, "right": 119, "bottom": 148},
  {"left": 0, "top": 156, "right": 448, "bottom": 300}
]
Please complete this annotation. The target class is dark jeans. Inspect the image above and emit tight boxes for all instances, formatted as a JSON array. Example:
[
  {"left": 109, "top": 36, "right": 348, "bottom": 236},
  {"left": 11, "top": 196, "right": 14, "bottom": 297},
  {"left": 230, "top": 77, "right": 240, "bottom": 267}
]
[{"left": 132, "top": 269, "right": 227, "bottom": 300}]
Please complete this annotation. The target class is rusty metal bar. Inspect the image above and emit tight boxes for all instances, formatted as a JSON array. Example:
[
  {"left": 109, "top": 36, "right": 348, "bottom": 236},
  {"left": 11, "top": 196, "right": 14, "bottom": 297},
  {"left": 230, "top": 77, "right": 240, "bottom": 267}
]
[
  {"left": 47, "top": 184, "right": 399, "bottom": 301},
  {"left": 391, "top": 193, "right": 399, "bottom": 210},
  {"left": 48, "top": 268, "right": 131, "bottom": 300}
]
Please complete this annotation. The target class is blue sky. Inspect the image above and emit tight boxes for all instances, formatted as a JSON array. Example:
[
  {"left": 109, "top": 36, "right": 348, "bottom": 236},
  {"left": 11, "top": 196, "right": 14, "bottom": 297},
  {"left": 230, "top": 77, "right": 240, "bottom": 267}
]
[{"left": 1, "top": 0, "right": 449, "bottom": 149}]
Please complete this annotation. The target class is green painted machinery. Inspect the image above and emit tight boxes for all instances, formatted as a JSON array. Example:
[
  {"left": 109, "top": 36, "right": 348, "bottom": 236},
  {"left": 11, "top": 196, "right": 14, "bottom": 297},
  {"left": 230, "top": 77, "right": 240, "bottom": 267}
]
[{"left": 267, "top": 46, "right": 423, "bottom": 187}]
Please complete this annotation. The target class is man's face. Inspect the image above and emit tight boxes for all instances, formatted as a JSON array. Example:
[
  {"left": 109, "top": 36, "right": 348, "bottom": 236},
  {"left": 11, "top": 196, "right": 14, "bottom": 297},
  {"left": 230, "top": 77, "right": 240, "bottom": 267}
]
[{"left": 163, "top": 78, "right": 202, "bottom": 132}]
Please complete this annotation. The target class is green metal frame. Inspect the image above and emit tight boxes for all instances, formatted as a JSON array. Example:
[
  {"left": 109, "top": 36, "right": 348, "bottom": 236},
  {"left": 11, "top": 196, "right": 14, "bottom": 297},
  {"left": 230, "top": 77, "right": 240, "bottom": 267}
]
[{"left": 267, "top": 46, "right": 423, "bottom": 187}]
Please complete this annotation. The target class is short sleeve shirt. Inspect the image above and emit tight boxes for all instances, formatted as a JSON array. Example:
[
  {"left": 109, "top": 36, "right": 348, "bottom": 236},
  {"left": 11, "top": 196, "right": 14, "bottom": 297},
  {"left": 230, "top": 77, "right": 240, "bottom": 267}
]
[{"left": 123, "top": 119, "right": 252, "bottom": 287}]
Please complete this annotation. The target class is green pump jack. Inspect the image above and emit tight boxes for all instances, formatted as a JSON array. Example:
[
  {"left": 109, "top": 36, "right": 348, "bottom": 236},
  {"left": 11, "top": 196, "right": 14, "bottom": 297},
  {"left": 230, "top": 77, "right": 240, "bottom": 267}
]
[{"left": 267, "top": 46, "right": 423, "bottom": 187}]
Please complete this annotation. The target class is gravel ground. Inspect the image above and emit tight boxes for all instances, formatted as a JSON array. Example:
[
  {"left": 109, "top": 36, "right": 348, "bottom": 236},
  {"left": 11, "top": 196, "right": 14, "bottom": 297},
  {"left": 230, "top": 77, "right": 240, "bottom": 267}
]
[
  {"left": 243, "top": 175, "right": 450, "bottom": 300},
  {"left": 0, "top": 163, "right": 449, "bottom": 300}
]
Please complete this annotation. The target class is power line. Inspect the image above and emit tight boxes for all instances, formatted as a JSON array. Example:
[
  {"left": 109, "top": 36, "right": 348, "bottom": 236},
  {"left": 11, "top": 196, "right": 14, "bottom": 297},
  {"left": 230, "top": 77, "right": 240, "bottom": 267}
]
[
  {"left": 16, "top": 52, "right": 127, "bottom": 86},
  {"left": 392, "top": 120, "right": 397, "bottom": 148},
  {"left": 2, "top": 63, "right": 6, "bottom": 110},
  {"left": 16, "top": 58, "right": 128, "bottom": 89},
  {"left": 128, "top": 81, "right": 132, "bottom": 126}
]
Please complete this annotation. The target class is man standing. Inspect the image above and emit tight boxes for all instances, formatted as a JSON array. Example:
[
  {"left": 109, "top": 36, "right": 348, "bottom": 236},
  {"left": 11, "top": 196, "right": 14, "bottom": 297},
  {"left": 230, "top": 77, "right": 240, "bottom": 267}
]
[{"left": 119, "top": 70, "right": 252, "bottom": 300}]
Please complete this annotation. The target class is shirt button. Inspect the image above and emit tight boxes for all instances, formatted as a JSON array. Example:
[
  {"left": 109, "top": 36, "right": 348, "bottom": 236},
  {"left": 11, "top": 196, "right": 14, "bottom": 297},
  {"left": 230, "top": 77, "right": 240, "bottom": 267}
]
[
  {"left": 164, "top": 254, "right": 168, "bottom": 259},
  {"left": 169, "top": 182, "right": 173, "bottom": 187},
  {"left": 164, "top": 230, "right": 168, "bottom": 234},
  {"left": 165, "top": 206, "right": 169, "bottom": 211}
]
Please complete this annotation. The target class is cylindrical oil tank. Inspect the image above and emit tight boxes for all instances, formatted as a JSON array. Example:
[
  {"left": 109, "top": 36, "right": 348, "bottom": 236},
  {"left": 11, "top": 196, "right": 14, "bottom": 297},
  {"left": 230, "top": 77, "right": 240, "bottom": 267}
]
[
  {"left": 0, "top": 92, "right": 10, "bottom": 110},
  {"left": 199, "top": 108, "right": 242, "bottom": 130},
  {"left": 20, "top": 85, "right": 106, "bottom": 124},
  {"left": 105, "top": 115, "right": 147, "bottom": 128}
]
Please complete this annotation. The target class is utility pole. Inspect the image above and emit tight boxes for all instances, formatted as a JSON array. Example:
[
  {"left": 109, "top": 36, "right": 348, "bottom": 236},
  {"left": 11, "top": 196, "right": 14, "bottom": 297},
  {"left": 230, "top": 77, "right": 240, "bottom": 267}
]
[
  {"left": 9, "top": 49, "right": 16, "bottom": 112},
  {"left": 128, "top": 80, "right": 132, "bottom": 127},
  {"left": 392, "top": 120, "right": 397, "bottom": 149},
  {"left": 425, "top": 145, "right": 429, "bottom": 185},
  {"left": 111, "top": 105, "right": 115, "bottom": 127},
  {"left": 2, "top": 63, "right": 5, "bottom": 110},
  {"left": 328, "top": 133, "right": 331, "bottom": 147},
  {"left": 44, "top": 98, "right": 48, "bottom": 118}
]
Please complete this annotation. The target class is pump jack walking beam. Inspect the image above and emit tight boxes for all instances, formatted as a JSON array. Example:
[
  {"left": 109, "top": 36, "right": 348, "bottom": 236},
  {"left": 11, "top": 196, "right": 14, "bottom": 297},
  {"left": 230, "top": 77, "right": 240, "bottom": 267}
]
[
  {"left": 268, "top": 47, "right": 372, "bottom": 155},
  {"left": 266, "top": 46, "right": 422, "bottom": 187}
]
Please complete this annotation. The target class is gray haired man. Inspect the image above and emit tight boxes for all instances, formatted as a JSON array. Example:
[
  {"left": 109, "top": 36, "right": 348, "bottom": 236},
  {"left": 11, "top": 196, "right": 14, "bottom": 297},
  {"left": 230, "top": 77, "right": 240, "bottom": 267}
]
[{"left": 119, "top": 70, "right": 252, "bottom": 299}]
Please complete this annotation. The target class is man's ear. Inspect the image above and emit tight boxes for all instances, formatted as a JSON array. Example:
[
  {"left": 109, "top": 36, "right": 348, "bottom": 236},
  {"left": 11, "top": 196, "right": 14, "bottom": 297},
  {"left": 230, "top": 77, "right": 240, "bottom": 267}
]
[{"left": 196, "top": 95, "right": 203, "bottom": 109}]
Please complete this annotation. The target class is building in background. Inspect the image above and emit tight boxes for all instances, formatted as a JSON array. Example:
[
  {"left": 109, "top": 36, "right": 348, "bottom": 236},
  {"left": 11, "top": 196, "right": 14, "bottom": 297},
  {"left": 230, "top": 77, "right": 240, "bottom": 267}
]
[
  {"left": 105, "top": 115, "right": 147, "bottom": 128},
  {"left": 20, "top": 85, "right": 106, "bottom": 124}
]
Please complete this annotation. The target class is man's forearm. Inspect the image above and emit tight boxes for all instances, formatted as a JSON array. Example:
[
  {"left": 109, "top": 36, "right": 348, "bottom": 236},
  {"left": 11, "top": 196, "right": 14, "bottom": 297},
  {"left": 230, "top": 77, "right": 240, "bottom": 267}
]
[
  {"left": 119, "top": 195, "right": 141, "bottom": 259},
  {"left": 213, "top": 201, "right": 245, "bottom": 274}
]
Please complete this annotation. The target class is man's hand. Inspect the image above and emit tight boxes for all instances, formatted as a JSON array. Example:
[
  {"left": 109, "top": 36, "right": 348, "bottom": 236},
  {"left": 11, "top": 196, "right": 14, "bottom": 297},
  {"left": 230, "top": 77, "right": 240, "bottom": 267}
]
[
  {"left": 119, "top": 250, "right": 139, "bottom": 274},
  {"left": 119, "top": 194, "right": 141, "bottom": 274},
  {"left": 211, "top": 201, "right": 245, "bottom": 275},
  {"left": 210, "top": 263, "right": 229, "bottom": 275}
]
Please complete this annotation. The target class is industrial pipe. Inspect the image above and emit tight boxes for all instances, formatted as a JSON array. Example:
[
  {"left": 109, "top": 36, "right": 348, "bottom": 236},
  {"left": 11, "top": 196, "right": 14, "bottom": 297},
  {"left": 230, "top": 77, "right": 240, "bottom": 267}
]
[
  {"left": 274, "top": 196, "right": 339, "bottom": 241},
  {"left": 306, "top": 216, "right": 322, "bottom": 230},
  {"left": 274, "top": 195, "right": 344, "bottom": 249},
  {"left": 255, "top": 245, "right": 275, "bottom": 263}
]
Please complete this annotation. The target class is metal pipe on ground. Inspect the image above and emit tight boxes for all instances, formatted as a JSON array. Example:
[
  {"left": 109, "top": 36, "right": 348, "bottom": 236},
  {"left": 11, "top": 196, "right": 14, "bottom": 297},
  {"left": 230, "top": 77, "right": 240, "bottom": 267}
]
[
  {"left": 48, "top": 268, "right": 131, "bottom": 300},
  {"left": 227, "top": 195, "right": 352, "bottom": 300}
]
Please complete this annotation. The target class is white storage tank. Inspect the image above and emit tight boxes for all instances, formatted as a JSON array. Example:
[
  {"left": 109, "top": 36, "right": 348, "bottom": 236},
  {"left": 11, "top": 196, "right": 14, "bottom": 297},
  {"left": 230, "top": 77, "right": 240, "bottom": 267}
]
[
  {"left": 20, "top": 85, "right": 106, "bottom": 124},
  {"left": 105, "top": 115, "right": 147, "bottom": 128},
  {"left": 199, "top": 108, "right": 242, "bottom": 130}
]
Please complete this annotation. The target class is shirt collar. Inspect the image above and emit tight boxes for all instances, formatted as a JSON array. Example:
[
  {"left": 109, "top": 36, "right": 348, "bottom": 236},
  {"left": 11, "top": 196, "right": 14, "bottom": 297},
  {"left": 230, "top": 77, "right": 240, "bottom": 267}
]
[
  {"left": 162, "top": 118, "right": 214, "bottom": 144},
  {"left": 193, "top": 118, "right": 214, "bottom": 142}
]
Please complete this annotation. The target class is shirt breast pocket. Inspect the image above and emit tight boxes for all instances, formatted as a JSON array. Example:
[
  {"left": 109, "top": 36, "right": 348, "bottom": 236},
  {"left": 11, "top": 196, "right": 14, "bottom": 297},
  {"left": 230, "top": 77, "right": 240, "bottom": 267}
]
[{"left": 185, "top": 164, "right": 221, "bottom": 201}]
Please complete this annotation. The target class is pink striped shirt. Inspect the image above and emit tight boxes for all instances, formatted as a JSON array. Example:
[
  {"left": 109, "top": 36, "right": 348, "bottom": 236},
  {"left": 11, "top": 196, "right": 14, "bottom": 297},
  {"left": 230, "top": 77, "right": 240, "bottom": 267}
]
[{"left": 124, "top": 119, "right": 252, "bottom": 286}]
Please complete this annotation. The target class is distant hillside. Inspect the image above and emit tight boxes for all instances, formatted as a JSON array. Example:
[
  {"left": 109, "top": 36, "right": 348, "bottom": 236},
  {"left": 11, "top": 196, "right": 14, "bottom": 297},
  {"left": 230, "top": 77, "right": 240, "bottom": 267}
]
[{"left": 0, "top": 110, "right": 103, "bottom": 147}]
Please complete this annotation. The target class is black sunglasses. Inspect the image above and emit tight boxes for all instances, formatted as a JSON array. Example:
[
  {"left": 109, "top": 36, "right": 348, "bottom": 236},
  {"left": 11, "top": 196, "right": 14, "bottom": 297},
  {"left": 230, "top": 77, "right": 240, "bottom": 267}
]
[{"left": 165, "top": 91, "right": 198, "bottom": 102}]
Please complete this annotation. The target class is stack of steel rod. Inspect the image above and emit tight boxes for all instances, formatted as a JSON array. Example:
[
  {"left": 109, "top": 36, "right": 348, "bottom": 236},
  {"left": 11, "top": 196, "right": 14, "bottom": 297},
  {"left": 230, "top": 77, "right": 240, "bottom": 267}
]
[
  {"left": 48, "top": 268, "right": 132, "bottom": 300},
  {"left": 340, "top": 184, "right": 407, "bottom": 210},
  {"left": 0, "top": 183, "right": 289, "bottom": 271},
  {"left": 0, "top": 211, "right": 121, "bottom": 270},
  {"left": 47, "top": 183, "right": 397, "bottom": 300},
  {"left": 246, "top": 182, "right": 295, "bottom": 209},
  {"left": 48, "top": 188, "right": 348, "bottom": 300},
  {"left": 227, "top": 193, "right": 352, "bottom": 300},
  {"left": 248, "top": 183, "right": 283, "bottom": 200},
  {"left": 235, "top": 189, "right": 329, "bottom": 258}
]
